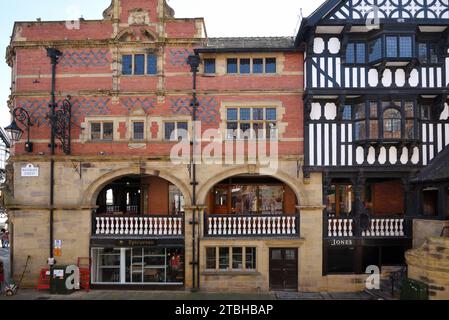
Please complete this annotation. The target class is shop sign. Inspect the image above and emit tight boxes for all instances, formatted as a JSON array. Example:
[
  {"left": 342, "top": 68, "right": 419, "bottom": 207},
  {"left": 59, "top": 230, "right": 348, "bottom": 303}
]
[
  {"left": 116, "top": 239, "right": 157, "bottom": 247},
  {"left": 21, "top": 163, "right": 39, "bottom": 177},
  {"left": 328, "top": 239, "right": 354, "bottom": 246}
]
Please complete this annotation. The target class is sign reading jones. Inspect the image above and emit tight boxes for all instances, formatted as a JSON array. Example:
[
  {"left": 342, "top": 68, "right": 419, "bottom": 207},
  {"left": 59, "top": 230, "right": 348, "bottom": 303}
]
[{"left": 21, "top": 164, "right": 39, "bottom": 177}]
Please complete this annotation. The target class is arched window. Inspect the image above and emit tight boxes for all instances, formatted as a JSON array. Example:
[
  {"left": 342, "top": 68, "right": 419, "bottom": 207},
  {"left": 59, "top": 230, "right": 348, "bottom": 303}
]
[{"left": 383, "top": 108, "right": 402, "bottom": 139}]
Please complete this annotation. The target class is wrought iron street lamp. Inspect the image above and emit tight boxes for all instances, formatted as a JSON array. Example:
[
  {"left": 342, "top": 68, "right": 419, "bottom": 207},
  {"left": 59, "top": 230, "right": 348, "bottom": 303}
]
[
  {"left": 5, "top": 107, "right": 33, "bottom": 152},
  {"left": 186, "top": 54, "right": 201, "bottom": 292}
]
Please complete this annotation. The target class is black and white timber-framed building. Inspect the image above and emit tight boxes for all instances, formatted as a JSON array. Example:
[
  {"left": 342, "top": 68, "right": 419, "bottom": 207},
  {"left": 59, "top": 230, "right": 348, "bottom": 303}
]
[{"left": 296, "top": 0, "right": 449, "bottom": 275}]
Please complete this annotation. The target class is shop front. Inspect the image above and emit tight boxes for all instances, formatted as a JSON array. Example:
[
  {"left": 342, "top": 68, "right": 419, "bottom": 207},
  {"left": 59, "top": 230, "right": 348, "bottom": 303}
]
[{"left": 90, "top": 239, "right": 184, "bottom": 288}]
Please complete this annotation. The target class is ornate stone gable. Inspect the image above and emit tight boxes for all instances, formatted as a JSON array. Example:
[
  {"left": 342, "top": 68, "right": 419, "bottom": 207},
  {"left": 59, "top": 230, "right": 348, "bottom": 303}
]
[{"left": 128, "top": 8, "right": 150, "bottom": 26}]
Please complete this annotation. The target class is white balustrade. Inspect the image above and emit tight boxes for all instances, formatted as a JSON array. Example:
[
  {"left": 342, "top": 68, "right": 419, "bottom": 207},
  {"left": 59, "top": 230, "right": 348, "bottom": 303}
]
[
  {"left": 206, "top": 215, "right": 299, "bottom": 236},
  {"left": 94, "top": 216, "right": 183, "bottom": 236},
  {"left": 327, "top": 217, "right": 405, "bottom": 238}
]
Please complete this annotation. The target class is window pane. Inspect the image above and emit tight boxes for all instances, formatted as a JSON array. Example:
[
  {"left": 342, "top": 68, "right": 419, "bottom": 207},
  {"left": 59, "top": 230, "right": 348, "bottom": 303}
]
[
  {"left": 383, "top": 109, "right": 402, "bottom": 139},
  {"left": 259, "top": 185, "right": 284, "bottom": 214},
  {"left": 399, "top": 37, "right": 412, "bottom": 57},
  {"left": 227, "top": 122, "right": 238, "bottom": 139},
  {"left": 227, "top": 108, "right": 238, "bottom": 121},
  {"left": 253, "top": 58, "right": 264, "bottom": 73},
  {"left": 356, "top": 43, "right": 365, "bottom": 63},
  {"left": 369, "top": 120, "right": 378, "bottom": 139},
  {"left": 253, "top": 108, "right": 264, "bottom": 121},
  {"left": 245, "top": 248, "right": 256, "bottom": 270},
  {"left": 355, "top": 103, "right": 365, "bottom": 120},
  {"left": 219, "top": 248, "right": 229, "bottom": 270},
  {"left": 204, "top": 58, "right": 216, "bottom": 74},
  {"left": 91, "top": 123, "right": 101, "bottom": 140},
  {"left": 342, "top": 105, "right": 352, "bottom": 120},
  {"left": 227, "top": 58, "right": 238, "bottom": 74},
  {"left": 147, "top": 54, "right": 157, "bottom": 74},
  {"left": 134, "top": 54, "right": 145, "bottom": 75},
  {"left": 103, "top": 123, "right": 114, "bottom": 141},
  {"left": 206, "top": 248, "right": 216, "bottom": 270},
  {"left": 133, "top": 122, "right": 144, "bottom": 140},
  {"left": 406, "top": 120, "right": 415, "bottom": 139},
  {"left": 421, "top": 105, "right": 431, "bottom": 120},
  {"left": 267, "top": 122, "right": 278, "bottom": 140},
  {"left": 429, "top": 44, "right": 439, "bottom": 64},
  {"left": 355, "top": 121, "right": 366, "bottom": 140},
  {"left": 369, "top": 38, "right": 382, "bottom": 62},
  {"left": 370, "top": 102, "right": 378, "bottom": 118},
  {"left": 386, "top": 37, "right": 398, "bottom": 58},
  {"left": 165, "top": 122, "right": 175, "bottom": 140},
  {"left": 346, "top": 43, "right": 355, "bottom": 63},
  {"left": 418, "top": 43, "right": 428, "bottom": 64},
  {"left": 253, "top": 123, "right": 264, "bottom": 139},
  {"left": 177, "top": 122, "right": 189, "bottom": 140},
  {"left": 122, "top": 55, "right": 133, "bottom": 75},
  {"left": 266, "top": 108, "right": 277, "bottom": 121},
  {"left": 405, "top": 101, "right": 414, "bottom": 118},
  {"left": 232, "top": 248, "right": 243, "bottom": 269},
  {"left": 240, "top": 123, "right": 251, "bottom": 138},
  {"left": 240, "top": 108, "right": 251, "bottom": 121},
  {"left": 240, "top": 59, "right": 250, "bottom": 74},
  {"left": 265, "top": 58, "right": 276, "bottom": 73}
]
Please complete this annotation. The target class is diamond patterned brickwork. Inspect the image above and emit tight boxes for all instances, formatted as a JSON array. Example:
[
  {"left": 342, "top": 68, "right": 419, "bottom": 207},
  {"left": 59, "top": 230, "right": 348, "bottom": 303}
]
[
  {"left": 60, "top": 49, "right": 111, "bottom": 68},
  {"left": 170, "top": 97, "right": 220, "bottom": 125}
]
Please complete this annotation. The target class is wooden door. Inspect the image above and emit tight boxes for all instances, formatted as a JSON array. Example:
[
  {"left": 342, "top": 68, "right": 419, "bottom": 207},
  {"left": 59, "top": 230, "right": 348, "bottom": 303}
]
[{"left": 269, "top": 248, "right": 298, "bottom": 291}]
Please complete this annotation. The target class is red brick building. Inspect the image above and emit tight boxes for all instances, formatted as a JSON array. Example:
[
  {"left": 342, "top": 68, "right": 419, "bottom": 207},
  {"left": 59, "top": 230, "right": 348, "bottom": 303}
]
[{"left": 4, "top": 0, "right": 322, "bottom": 292}]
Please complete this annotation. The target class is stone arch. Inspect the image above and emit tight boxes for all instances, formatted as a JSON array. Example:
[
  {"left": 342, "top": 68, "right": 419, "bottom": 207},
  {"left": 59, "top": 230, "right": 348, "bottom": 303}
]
[
  {"left": 82, "top": 167, "right": 192, "bottom": 207},
  {"left": 196, "top": 166, "right": 307, "bottom": 207},
  {"left": 115, "top": 27, "right": 157, "bottom": 42}
]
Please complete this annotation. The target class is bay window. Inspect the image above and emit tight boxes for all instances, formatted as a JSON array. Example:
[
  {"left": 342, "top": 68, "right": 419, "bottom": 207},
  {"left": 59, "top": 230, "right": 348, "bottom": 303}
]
[{"left": 383, "top": 108, "right": 402, "bottom": 139}]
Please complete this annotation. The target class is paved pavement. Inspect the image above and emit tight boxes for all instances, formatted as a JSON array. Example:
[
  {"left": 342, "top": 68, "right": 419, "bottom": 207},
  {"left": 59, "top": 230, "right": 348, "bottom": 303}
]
[
  {"left": 0, "top": 248, "right": 379, "bottom": 301},
  {"left": 0, "top": 288, "right": 378, "bottom": 301}
]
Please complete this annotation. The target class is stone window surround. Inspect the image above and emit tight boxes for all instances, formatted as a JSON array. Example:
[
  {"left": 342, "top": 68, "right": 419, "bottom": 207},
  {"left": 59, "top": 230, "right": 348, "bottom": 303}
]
[
  {"left": 80, "top": 115, "right": 192, "bottom": 143},
  {"left": 119, "top": 48, "right": 160, "bottom": 76},
  {"left": 204, "top": 246, "right": 257, "bottom": 272},
  {"left": 199, "top": 53, "right": 286, "bottom": 76},
  {"left": 219, "top": 101, "right": 287, "bottom": 141}
]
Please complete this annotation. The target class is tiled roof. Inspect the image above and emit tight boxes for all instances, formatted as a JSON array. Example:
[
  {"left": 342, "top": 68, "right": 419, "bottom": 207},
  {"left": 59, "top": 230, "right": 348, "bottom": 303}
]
[{"left": 201, "top": 37, "right": 295, "bottom": 51}]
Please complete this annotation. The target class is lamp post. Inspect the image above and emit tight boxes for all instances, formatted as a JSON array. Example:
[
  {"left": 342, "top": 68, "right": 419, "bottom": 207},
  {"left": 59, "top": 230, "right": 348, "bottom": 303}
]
[
  {"left": 187, "top": 54, "right": 201, "bottom": 292},
  {"left": 5, "top": 107, "right": 33, "bottom": 153},
  {"left": 6, "top": 47, "right": 72, "bottom": 289}
]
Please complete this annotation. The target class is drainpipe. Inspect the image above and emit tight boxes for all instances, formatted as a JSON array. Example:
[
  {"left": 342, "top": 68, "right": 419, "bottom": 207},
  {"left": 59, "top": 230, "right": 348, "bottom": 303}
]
[
  {"left": 187, "top": 54, "right": 201, "bottom": 292},
  {"left": 46, "top": 48, "right": 62, "bottom": 268}
]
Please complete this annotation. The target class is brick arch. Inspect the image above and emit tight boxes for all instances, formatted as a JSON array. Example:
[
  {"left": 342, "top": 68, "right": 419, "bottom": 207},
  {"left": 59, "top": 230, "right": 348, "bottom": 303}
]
[
  {"left": 82, "top": 167, "right": 192, "bottom": 207},
  {"left": 196, "top": 166, "right": 307, "bottom": 207}
]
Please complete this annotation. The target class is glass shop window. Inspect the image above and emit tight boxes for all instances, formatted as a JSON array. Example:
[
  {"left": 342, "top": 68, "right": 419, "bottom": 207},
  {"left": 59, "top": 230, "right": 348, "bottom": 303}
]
[{"left": 326, "top": 247, "right": 355, "bottom": 274}]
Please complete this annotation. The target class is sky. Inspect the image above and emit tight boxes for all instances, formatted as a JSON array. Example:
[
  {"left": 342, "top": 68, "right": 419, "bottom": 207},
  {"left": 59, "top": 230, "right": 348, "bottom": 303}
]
[{"left": 0, "top": 0, "right": 325, "bottom": 129}]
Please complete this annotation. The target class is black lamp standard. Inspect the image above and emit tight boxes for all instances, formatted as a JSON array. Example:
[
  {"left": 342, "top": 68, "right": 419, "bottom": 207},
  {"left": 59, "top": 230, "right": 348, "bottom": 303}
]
[
  {"left": 187, "top": 54, "right": 201, "bottom": 291},
  {"left": 6, "top": 48, "right": 72, "bottom": 286}
]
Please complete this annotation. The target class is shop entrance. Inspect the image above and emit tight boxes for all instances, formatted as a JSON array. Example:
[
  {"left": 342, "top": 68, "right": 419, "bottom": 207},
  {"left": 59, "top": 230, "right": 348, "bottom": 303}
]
[{"left": 269, "top": 248, "right": 298, "bottom": 291}]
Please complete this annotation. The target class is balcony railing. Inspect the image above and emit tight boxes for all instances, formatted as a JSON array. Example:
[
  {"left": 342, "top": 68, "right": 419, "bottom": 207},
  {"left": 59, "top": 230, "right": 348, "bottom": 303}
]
[
  {"left": 204, "top": 214, "right": 300, "bottom": 237},
  {"left": 93, "top": 214, "right": 184, "bottom": 237},
  {"left": 325, "top": 216, "right": 410, "bottom": 238},
  {"left": 99, "top": 205, "right": 139, "bottom": 215}
]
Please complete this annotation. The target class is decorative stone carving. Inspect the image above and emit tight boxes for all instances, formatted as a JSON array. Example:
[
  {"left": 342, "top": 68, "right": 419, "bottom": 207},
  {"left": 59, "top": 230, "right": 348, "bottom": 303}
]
[{"left": 128, "top": 9, "right": 150, "bottom": 26}]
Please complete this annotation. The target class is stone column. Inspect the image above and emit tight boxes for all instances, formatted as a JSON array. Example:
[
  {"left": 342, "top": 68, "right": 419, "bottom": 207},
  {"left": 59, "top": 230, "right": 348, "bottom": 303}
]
[{"left": 297, "top": 205, "right": 326, "bottom": 292}]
